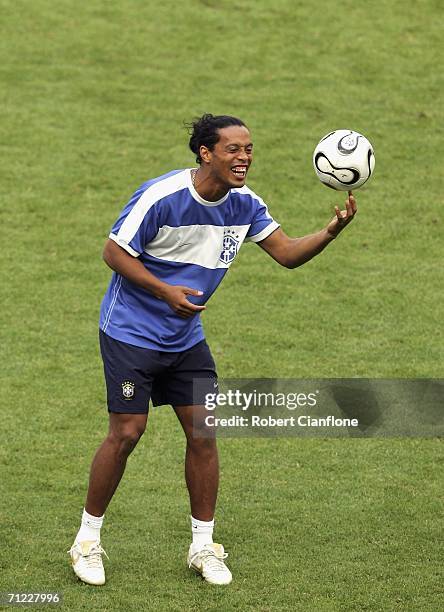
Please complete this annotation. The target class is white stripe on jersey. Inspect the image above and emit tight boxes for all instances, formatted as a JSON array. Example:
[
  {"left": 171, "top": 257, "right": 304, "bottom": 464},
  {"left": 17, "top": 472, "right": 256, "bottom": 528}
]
[
  {"left": 109, "top": 233, "right": 140, "bottom": 257},
  {"left": 116, "top": 171, "right": 188, "bottom": 246},
  {"left": 246, "top": 221, "right": 280, "bottom": 243},
  {"left": 110, "top": 220, "right": 280, "bottom": 267},
  {"left": 102, "top": 275, "right": 122, "bottom": 333},
  {"left": 143, "top": 224, "right": 250, "bottom": 269},
  {"left": 111, "top": 171, "right": 279, "bottom": 262}
]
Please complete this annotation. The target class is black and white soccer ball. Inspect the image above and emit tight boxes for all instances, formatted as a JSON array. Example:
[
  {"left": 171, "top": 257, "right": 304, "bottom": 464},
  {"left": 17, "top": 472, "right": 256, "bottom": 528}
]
[{"left": 313, "top": 130, "right": 375, "bottom": 191}]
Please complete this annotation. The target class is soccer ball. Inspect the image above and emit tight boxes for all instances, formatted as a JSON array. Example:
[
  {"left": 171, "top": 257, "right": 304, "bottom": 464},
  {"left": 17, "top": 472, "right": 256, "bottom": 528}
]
[{"left": 313, "top": 130, "right": 375, "bottom": 191}]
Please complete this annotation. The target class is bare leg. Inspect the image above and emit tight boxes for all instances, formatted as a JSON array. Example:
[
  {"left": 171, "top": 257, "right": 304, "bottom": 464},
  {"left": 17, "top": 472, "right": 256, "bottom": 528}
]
[
  {"left": 173, "top": 405, "right": 218, "bottom": 521},
  {"left": 85, "top": 412, "right": 148, "bottom": 516}
]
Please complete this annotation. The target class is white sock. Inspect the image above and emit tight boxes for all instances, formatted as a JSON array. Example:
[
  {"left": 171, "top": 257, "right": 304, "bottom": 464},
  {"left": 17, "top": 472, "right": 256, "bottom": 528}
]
[
  {"left": 191, "top": 515, "right": 214, "bottom": 551},
  {"left": 75, "top": 508, "right": 104, "bottom": 543}
]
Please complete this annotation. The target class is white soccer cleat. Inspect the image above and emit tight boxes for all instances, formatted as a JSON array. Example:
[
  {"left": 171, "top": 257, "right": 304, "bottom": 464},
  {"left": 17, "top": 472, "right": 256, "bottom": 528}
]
[
  {"left": 188, "top": 543, "right": 232, "bottom": 585},
  {"left": 68, "top": 540, "right": 108, "bottom": 586}
]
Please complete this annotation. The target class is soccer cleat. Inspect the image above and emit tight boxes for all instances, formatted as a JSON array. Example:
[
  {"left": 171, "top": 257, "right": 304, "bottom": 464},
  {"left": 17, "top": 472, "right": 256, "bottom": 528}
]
[
  {"left": 68, "top": 540, "right": 108, "bottom": 586},
  {"left": 187, "top": 543, "right": 232, "bottom": 585}
]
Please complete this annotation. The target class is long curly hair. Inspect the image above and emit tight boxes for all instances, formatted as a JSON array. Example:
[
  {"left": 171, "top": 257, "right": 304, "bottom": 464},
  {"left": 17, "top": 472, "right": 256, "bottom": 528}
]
[{"left": 185, "top": 113, "right": 247, "bottom": 164}]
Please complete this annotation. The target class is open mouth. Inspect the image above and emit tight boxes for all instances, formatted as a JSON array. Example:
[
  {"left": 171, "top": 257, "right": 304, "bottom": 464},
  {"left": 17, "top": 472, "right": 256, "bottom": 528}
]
[{"left": 231, "top": 165, "right": 248, "bottom": 180}]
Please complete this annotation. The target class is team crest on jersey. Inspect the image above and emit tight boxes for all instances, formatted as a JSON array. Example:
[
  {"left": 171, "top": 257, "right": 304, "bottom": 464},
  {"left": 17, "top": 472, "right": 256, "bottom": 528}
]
[
  {"left": 122, "top": 381, "right": 135, "bottom": 400},
  {"left": 219, "top": 228, "right": 240, "bottom": 265}
]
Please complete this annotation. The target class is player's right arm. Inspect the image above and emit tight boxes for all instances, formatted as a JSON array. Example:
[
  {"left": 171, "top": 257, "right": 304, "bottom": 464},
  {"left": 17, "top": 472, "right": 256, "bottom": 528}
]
[{"left": 102, "top": 239, "right": 205, "bottom": 318}]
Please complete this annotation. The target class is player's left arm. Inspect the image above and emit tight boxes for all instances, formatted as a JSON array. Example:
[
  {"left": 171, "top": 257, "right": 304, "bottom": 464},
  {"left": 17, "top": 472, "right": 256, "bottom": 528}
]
[{"left": 258, "top": 192, "right": 357, "bottom": 269}]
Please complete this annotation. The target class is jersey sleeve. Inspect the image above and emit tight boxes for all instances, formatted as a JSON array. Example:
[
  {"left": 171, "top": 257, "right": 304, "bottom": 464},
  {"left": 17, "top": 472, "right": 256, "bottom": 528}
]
[
  {"left": 245, "top": 195, "right": 280, "bottom": 243},
  {"left": 108, "top": 187, "right": 161, "bottom": 257}
]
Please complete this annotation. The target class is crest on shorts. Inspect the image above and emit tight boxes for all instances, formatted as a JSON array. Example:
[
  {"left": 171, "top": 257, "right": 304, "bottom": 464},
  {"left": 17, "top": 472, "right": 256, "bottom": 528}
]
[
  {"left": 219, "top": 228, "right": 239, "bottom": 265},
  {"left": 122, "top": 381, "right": 135, "bottom": 400}
]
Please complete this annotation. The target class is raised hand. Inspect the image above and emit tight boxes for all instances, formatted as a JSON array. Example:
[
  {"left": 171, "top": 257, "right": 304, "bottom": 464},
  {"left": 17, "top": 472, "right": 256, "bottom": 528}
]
[{"left": 326, "top": 191, "right": 357, "bottom": 237}]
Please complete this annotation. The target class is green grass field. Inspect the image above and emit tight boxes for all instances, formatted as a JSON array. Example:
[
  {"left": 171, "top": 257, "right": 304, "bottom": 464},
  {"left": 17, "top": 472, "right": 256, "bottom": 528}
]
[{"left": 1, "top": 0, "right": 443, "bottom": 610}]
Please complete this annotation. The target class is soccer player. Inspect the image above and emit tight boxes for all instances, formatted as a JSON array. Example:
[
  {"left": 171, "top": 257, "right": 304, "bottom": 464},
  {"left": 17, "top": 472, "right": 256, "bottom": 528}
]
[{"left": 69, "top": 114, "right": 357, "bottom": 586}]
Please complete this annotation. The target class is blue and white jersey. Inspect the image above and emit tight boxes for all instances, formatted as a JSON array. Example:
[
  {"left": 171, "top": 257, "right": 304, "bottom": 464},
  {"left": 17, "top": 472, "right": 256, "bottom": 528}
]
[{"left": 100, "top": 168, "right": 280, "bottom": 351}]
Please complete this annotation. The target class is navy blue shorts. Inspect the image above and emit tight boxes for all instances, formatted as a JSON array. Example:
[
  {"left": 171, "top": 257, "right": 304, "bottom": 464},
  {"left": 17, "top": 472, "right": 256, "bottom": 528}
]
[{"left": 99, "top": 330, "right": 218, "bottom": 414}]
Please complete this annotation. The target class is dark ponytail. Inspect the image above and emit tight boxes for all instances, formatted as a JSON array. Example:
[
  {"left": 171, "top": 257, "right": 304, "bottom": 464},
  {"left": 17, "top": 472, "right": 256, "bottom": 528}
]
[{"left": 186, "top": 113, "right": 247, "bottom": 164}]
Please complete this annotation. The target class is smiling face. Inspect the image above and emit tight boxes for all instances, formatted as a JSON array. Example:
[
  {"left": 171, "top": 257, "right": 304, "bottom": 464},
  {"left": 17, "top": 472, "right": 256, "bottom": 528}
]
[{"left": 199, "top": 125, "right": 253, "bottom": 191}]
